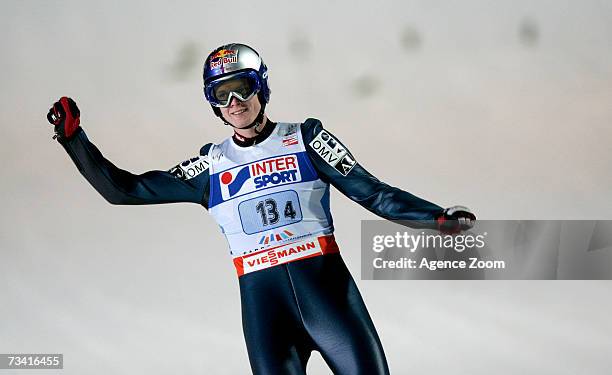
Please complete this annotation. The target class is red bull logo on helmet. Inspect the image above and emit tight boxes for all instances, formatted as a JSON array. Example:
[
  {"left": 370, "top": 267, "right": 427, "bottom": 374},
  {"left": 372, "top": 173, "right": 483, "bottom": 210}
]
[{"left": 210, "top": 49, "right": 238, "bottom": 69}]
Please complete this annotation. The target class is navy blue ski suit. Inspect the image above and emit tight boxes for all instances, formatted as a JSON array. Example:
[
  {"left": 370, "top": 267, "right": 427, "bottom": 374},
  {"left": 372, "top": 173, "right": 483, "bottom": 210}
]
[{"left": 58, "top": 118, "right": 443, "bottom": 374}]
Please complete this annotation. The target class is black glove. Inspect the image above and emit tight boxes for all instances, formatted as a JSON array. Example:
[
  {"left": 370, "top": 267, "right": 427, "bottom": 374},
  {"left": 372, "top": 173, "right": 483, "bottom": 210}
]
[
  {"left": 47, "top": 97, "right": 81, "bottom": 140},
  {"left": 436, "top": 206, "right": 476, "bottom": 234}
]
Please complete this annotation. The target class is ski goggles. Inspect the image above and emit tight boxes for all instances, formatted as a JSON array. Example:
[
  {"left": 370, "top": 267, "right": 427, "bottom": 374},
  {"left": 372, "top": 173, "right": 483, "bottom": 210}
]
[{"left": 204, "top": 70, "right": 262, "bottom": 108}]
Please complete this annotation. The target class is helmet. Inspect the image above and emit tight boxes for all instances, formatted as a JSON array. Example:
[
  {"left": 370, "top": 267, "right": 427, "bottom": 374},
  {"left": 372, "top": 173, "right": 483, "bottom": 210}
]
[{"left": 203, "top": 43, "right": 271, "bottom": 120}]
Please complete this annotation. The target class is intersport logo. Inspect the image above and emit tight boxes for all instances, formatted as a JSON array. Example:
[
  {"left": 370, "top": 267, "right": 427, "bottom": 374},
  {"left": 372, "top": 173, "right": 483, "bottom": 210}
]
[{"left": 218, "top": 155, "right": 302, "bottom": 201}]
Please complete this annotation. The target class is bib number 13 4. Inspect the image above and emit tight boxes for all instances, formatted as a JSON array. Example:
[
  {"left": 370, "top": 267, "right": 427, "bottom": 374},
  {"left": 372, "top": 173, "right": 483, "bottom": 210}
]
[
  {"left": 255, "top": 199, "right": 298, "bottom": 226},
  {"left": 239, "top": 190, "right": 303, "bottom": 234}
]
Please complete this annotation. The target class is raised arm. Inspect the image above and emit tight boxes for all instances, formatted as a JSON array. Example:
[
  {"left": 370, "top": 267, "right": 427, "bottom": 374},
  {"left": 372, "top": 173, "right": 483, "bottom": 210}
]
[
  {"left": 48, "top": 97, "right": 211, "bottom": 207},
  {"left": 301, "top": 118, "right": 475, "bottom": 231}
]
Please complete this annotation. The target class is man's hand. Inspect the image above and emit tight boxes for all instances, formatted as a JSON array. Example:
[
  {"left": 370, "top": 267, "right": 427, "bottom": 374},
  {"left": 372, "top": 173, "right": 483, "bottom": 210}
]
[
  {"left": 47, "top": 97, "right": 80, "bottom": 140},
  {"left": 436, "top": 206, "right": 476, "bottom": 234}
]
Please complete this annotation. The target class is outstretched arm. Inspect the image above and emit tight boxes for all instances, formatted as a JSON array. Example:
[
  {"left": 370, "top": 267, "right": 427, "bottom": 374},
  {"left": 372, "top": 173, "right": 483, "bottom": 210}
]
[
  {"left": 301, "top": 118, "right": 474, "bottom": 230},
  {"left": 48, "top": 97, "right": 211, "bottom": 207}
]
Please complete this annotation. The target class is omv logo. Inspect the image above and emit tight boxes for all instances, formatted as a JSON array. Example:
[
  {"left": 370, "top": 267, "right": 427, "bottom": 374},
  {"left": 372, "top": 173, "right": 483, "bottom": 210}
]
[{"left": 220, "top": 166, "right": 251, "bottom": 197}]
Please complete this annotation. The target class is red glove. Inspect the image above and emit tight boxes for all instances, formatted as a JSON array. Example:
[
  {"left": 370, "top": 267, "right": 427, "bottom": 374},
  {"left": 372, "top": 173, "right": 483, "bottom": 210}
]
[
  {"left": 436, "top": 206, "right": 476, "bottom": 234},
  {"left": 47, "top": 97, "right": 81, "bottom": 140}
]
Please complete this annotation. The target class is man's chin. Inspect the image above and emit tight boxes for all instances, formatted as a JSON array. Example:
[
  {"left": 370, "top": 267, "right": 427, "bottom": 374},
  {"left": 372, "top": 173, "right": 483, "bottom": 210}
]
[{"left": 233, "top": 119, "right": 256, "bottom": 129}]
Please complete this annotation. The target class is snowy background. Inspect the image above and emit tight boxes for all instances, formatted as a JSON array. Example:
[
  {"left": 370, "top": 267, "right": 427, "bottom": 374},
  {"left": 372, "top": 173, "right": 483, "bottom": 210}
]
[{"left": 1, "top": 0, "right": 611, "bottom": 373}]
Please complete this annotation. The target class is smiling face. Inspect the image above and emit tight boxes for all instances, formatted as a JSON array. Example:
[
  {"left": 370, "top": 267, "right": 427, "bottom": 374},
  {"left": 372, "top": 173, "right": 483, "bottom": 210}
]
[
  {"left": 219, "top": 92, "right": 262, "bottom": 129},
  {"left": 208, "top": 74, "right": 267, "bottom": 137}
]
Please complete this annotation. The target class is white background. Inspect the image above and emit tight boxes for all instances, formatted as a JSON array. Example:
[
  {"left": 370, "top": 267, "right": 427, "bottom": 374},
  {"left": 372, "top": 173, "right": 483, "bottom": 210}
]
[{"left": 1, "top": 0, "right": 611, "bottom": 373}]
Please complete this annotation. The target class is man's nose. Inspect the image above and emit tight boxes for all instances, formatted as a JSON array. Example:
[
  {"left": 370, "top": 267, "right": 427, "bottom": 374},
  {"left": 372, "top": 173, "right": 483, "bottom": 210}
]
[{"left": 228, "top": 96, "right": 241, "bottom": 107}]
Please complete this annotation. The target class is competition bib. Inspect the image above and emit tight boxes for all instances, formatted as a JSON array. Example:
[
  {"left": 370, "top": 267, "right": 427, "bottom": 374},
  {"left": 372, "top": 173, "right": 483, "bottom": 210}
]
[{"left": 207, "top": 123, "right": 335, "bottom": 274}]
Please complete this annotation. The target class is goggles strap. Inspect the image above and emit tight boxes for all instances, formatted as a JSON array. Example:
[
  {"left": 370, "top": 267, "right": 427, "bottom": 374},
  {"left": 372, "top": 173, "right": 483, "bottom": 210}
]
[{"left": 253, "top": 104, "right": 267, "bottom": 135}]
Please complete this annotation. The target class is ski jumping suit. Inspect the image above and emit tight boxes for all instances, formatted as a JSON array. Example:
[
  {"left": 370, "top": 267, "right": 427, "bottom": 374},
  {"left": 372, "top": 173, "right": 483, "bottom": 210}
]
[{"left": 59, "top": 118, "right": 443, "bottom": 374}]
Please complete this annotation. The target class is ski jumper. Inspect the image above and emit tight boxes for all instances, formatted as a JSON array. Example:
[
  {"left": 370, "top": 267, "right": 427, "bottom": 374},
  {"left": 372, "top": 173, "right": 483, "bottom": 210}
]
[{"left": 59, "top": 118, "right": 443, "bottom": 374}]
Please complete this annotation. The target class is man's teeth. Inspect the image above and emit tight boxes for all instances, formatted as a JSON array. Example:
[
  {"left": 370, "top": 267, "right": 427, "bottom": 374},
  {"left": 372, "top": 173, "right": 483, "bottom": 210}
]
[{"left": 232, "top": 109, "right": 247, "bottom": 115}]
